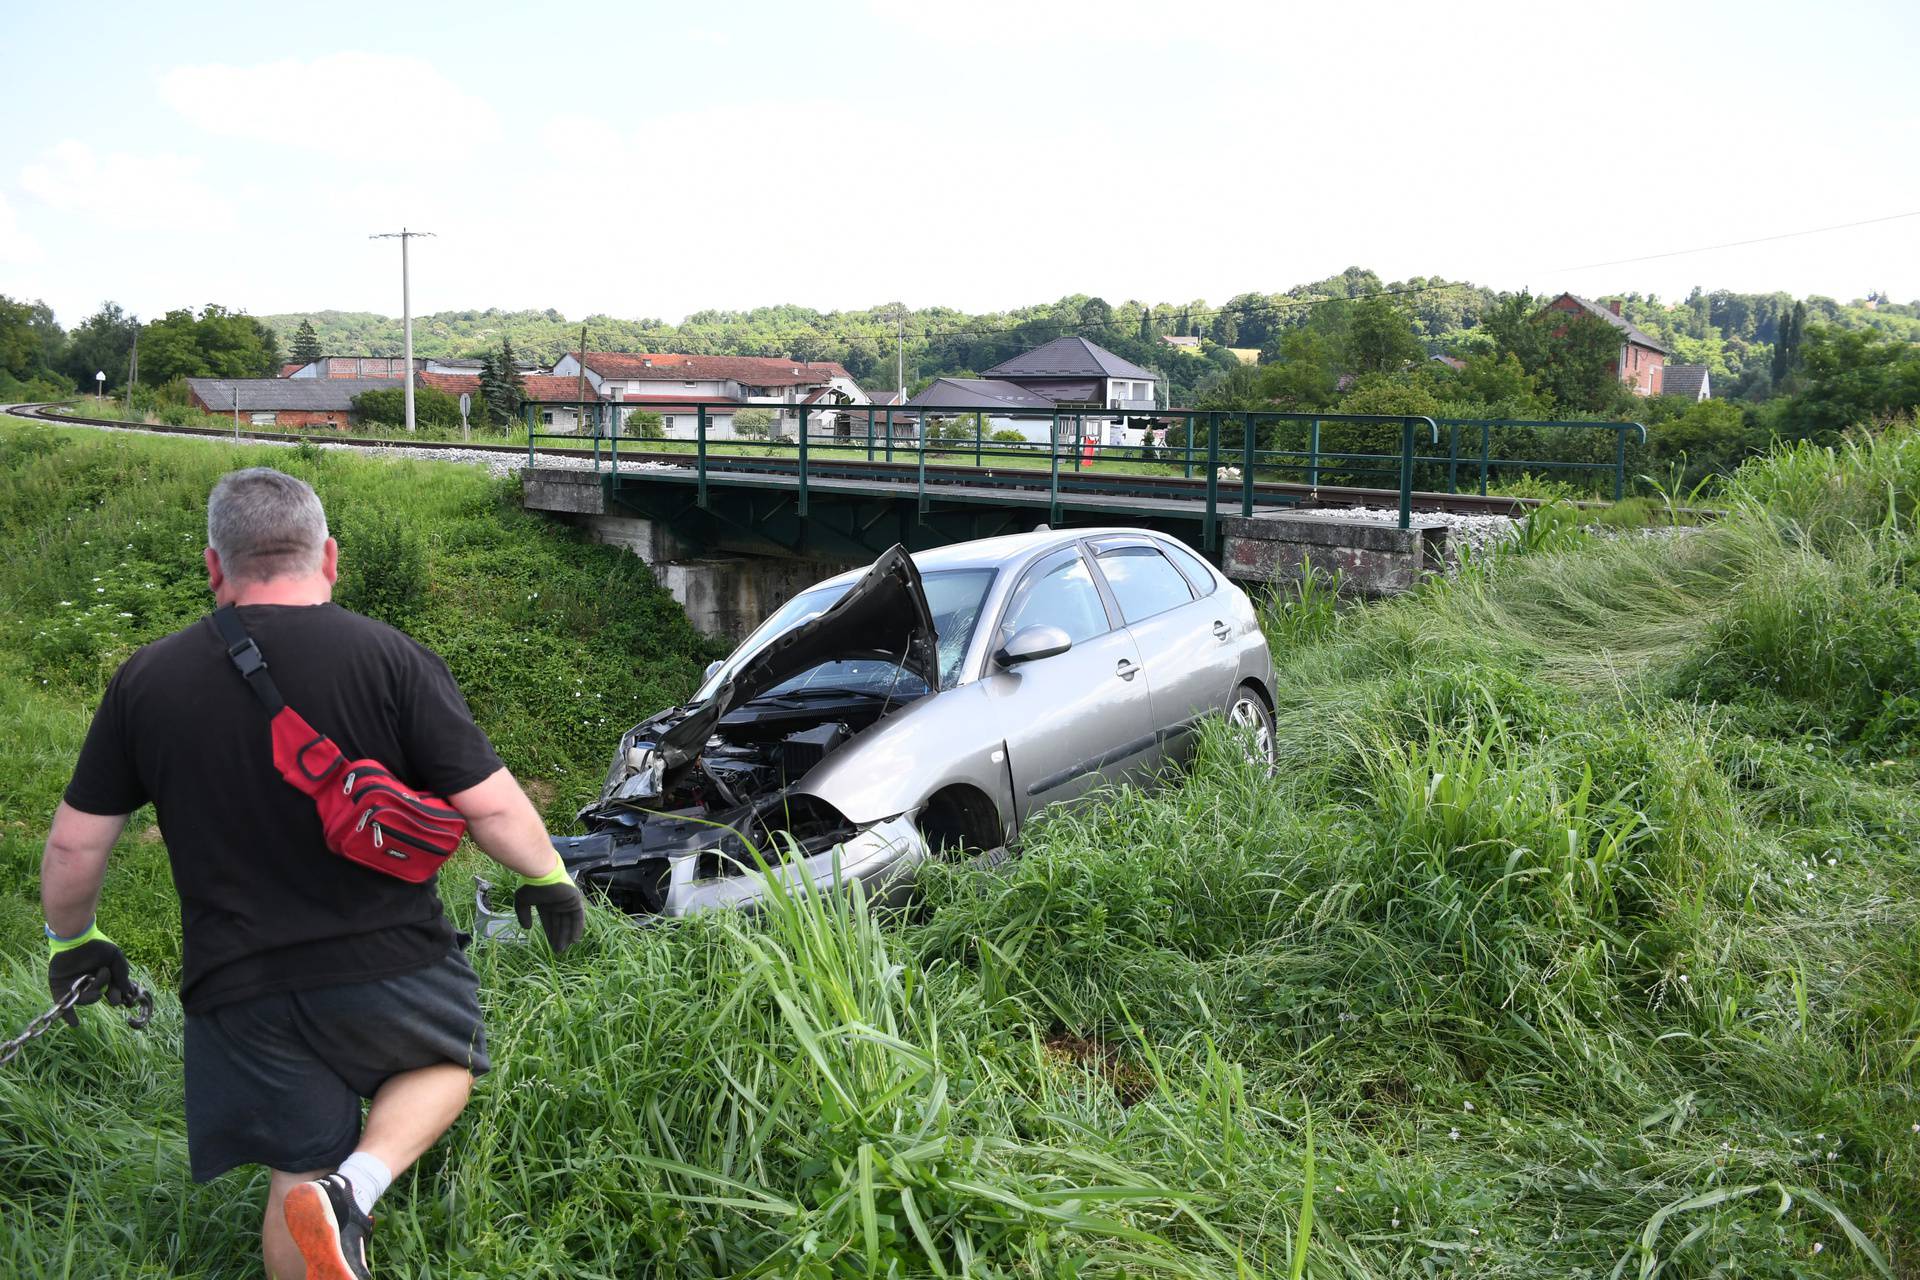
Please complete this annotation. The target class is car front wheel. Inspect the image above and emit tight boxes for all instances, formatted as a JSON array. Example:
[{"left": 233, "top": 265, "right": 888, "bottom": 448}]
[{"left": 1227, "top": 684, "right": 1275, "bottom": 768}]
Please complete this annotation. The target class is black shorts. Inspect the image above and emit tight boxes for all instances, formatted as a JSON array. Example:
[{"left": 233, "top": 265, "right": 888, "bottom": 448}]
[{"left": 184, "top": 946, "right": 490, "bottom": 1182}]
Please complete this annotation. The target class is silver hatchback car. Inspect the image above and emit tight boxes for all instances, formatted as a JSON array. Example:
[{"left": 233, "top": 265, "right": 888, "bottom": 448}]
[{"left": 544, "top": 527, "right": 1274, "bottom": 917}]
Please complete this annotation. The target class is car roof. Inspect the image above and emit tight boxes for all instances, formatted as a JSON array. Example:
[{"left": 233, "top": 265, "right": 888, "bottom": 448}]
[{"left": 810, "top": 527, "right": 1161, "bottom": 592}]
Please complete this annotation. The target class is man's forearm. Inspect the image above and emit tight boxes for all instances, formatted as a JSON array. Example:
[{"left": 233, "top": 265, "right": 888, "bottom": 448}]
[{"left": 41, "top": 803, "right": 127, "bottom": 936}]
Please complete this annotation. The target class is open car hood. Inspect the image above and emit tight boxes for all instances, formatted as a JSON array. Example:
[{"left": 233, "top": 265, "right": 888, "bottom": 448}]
[{"left": 654, "top": 543, "right": 939, "bottom": 769}]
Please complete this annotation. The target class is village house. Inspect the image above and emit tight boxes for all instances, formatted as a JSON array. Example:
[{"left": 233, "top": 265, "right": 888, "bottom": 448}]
[
  {"left": 1542, "top": 294, "right": 1671, "bottom": 396},
  {"left": 548, "top": 351, "right": 866, "bottom": 440},
  {"left": 907, "top": 337, "right": 1162, "bottom": 445},
  {"left": 1656, "top": 364, "right": 1712, "bottom": 401},
  {"left": 417, "top": 370, "right": 607, "bottom": 433},
  {"left": 186, "top": 377, "right": 401, "bottom": 428}
]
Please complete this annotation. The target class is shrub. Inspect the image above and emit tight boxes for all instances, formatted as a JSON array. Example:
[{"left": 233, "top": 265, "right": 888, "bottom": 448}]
[
  {"left": 733, "top": 408, "right": 773, "bottom": 439},
  {"left": 350, "top": 385, "right": 462, "bottom": 429},
  {"left": 333, "top": 509, "right": 429, "bottom": 628},
  {"left": 623, "top": 410, "right": 664, "bottom": 439}
]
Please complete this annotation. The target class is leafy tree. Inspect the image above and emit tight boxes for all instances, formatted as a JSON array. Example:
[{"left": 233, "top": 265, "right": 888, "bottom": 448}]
[
  {"left": 733, "top": 408, "right": 774, "bottom": 439},
  {"left": 1337, "top": 297, "right": 1424, "bottom": 375},
  {"left": 1773, "top": 325, "right": 1920, "bottom": 443},
  {"left": 136, "top": 305, "right": 281, "bottom": 384},
  {"left": 0, "top": 295, "right": 65, "bottom": 392},
  {"left": 1256, "top": 328, "right": 1339, "bottom": 409},
  {"left": 60, "top": 302, "right": 138, "bottom": 393},
  {"left": 291, "top": 319, "right": 323, "bottom": 365}
]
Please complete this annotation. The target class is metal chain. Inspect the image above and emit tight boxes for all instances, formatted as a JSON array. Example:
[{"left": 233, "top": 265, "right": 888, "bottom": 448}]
[{"left": 0, "top": 975, "right": 156, "bottom": 1067}]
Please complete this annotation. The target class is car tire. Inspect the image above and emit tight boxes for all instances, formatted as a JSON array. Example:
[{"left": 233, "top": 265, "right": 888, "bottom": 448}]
[{"left": 1226, "top": 683, "right": 1275, "bottom": 768}]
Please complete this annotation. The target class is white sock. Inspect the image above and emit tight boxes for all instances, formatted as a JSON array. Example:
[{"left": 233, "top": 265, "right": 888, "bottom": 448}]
[{"left": 335, "top": 1151, "right": 393, "bottom": 1217}]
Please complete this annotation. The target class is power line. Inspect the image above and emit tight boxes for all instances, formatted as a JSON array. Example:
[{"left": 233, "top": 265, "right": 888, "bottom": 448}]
[{"left": 1551, "top": 209, "right": 1920, "bottom": 274}]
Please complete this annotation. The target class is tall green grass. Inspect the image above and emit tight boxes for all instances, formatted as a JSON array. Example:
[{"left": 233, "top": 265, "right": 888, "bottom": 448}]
[{"left": 0, "top": 420, "right": 1916, "bottom": 1276}]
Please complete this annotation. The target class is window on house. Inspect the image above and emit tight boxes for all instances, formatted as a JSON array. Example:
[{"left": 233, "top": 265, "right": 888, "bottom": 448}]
[
  {"left": 542, "top": 411, "right": 554, "bottom": 425},
  {"left": 663, "top": 416, "right": 676, "bottom": 430}
]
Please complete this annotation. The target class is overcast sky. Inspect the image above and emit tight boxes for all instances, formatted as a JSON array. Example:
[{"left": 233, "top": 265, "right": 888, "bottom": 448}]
[{"left": 2, "top": 0, "right": 1916, "bottom": 328}]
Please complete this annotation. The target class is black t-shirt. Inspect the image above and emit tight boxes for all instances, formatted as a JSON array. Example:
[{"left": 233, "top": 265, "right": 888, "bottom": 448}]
[{"left": 64, "top": 604, "right": 504, "bottom": 1013}]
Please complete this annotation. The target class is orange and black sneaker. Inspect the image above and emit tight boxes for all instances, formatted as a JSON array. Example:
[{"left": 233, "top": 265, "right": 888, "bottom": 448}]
[{"left": 283, "top": 1174, "right": 373, "bottom": 1280}]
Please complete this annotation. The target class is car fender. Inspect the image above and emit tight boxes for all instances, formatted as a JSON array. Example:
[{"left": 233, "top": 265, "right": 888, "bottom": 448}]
[{"left": 792, "top": 681, "right": 1014, "bottom": 831}]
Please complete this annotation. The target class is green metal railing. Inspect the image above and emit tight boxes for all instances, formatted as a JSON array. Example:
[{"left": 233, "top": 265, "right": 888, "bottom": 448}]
[{"left": 525, "top": 402, "right": 1648, "bottom": 546}]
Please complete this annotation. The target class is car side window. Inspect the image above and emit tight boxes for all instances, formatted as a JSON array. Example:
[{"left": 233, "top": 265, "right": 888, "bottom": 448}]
[
  {"left": 1096, "top": 546, "right": 1195, "bottom": 625},
  {"left": 1161, "top": 541, "right": 1219, "bottom": 597},
  {"left": 1000, "top": 552, "right": 1110, "bottom": 646}
]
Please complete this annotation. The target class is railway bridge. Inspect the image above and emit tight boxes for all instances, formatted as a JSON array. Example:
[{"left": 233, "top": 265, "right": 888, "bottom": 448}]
[{"left": 519, "top": 405, "right": 1646, "bottom": 636}]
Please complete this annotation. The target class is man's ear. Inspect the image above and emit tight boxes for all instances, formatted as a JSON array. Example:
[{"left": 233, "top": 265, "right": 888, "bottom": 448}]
[
  {"left": 205, "top": 546, "right": 225, "bottom": 597},
  {"left": 320, "top": 537, "right": 339, "bottom": 586}
]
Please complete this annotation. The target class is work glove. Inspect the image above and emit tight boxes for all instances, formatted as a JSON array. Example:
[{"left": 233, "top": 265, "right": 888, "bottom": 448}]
[
  {"left": 514, "top": 863, "right": 585, "bottom": 954},
  {"left": 47, "top": 924, "right": 136, "bottom": 1027}
]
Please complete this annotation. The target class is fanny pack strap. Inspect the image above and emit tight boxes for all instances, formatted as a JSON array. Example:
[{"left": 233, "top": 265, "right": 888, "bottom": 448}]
[{"left": 211, "top": 606, "right": 287, "bottom": 716}]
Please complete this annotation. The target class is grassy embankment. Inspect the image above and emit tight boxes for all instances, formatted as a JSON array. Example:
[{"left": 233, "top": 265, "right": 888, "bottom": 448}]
[{"left": 0, "top": 418, "right": 1916, "bottom": 1277}]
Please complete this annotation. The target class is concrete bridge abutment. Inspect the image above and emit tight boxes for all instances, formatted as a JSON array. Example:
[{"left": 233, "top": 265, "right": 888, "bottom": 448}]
[
  {"left": 1221, "top": 510, "right": 1450, "bottom": 598},
  {"left": 521, "top": 468, "right": 854, "bottom": 641}
]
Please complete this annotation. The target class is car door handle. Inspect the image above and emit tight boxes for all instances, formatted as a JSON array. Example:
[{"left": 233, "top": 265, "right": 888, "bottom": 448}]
[
  {"left": 1115, "top": 659, "right": 1140, "bottom": 681},
  {"left": 1211, "top": 621, "right": 1231, "bottom": 641}
]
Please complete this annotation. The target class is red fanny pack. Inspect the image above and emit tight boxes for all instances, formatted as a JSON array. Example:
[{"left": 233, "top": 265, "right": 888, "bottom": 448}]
[{"left": 214, "top": 606, "right": 465, "bottom": 883}]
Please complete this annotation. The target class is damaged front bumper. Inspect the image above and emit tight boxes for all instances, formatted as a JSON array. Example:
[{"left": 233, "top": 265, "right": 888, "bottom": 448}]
[{"left": 474, "top": 813, "right": 930, "bottom": 938}]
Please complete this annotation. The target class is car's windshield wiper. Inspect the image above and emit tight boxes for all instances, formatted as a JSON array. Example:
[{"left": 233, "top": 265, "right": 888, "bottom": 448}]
[{"left": 752, "top": 686, "right": 900, "bottom": 705}]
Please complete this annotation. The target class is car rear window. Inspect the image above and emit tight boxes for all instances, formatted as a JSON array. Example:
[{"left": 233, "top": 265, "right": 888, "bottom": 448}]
[
  {"left": 1162, "top": 541, "right": 1219, "bottom": 596},
  {"left": 1097, "top": 545, "right": 1195, "bottom": 624}
]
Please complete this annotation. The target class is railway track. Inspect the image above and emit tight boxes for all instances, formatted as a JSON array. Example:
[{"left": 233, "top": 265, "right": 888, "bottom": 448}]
[{"left": 10, "top": 402, "right": 1558, "bottom": 519}]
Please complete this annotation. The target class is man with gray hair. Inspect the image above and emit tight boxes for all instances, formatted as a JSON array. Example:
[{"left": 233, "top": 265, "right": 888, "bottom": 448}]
[{"left": 41, "top": 466, "right": 585, "bottom": 1279}]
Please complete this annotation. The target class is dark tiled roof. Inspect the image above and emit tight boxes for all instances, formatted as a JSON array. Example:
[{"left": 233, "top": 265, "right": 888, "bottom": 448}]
[
  {"left": 983, "top": 336, "right": 1158, "bottom": 381},
  {"left": 1552, "top": 295, "right": 1672, "bottom": 355},
  {"left": 907, "top": 377, "right": 1058, "bottom": 410},
  {"left": 1009, "top": 378, "right": 1102, "bottom": 403},
  {"left": 864, "top": 389, "right": 906, "bottom": 405},
  {"left": 1659, "top": 364, "right": 1711, "bottom": 399},
  {"left": 187, "top": 377, "right": 402, "bottom": 412}
]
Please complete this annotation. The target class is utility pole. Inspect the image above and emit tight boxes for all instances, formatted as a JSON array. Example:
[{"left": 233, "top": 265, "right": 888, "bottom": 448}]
[
  {"left": 893, "top": 307, "right": 906, "bottom": 403},
  {"left": 574, "top": 321, "right": 589, "bottom": 438},
  {"left": 124, "top": 326, "right": 138, "bottom": 418},
  {"left": 370, "top": 228, "right": 435, "bottom": 432}
]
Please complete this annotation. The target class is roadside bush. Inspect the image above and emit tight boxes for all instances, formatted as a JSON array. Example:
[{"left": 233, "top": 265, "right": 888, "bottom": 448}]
[
  {"left": 350, "top": 384, "right": 461, "bottom": 429},
  {"left": 733, "top": 408, "right": 773, "bottom": 439},
  {"left": 333, "top": 508, "right": 429, "bottom": 629},
  {"left": 623, "top": 409, "right": 664, "bottom": 439}
]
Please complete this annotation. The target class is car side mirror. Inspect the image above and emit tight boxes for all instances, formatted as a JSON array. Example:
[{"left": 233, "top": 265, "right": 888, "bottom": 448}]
[
  {"left": 703, "top": 660, "right": 723, "bottom": 681},
  {"left": 994, "top": 624, "right": 1072, "bottom": 668}
]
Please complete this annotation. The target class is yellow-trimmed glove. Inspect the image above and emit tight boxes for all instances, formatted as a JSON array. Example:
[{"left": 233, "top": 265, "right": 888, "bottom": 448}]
[
  {"left": 47, "top": 922, "right": 135, "bottom": 1027},
  {"left": 514, "top": 862, "right": 585, "bottom": 954}
]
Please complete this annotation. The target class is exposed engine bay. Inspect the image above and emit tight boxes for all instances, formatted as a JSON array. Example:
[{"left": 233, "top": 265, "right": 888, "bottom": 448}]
[{"left": 557, "top": 545, "right": 941, "bottom": 915}]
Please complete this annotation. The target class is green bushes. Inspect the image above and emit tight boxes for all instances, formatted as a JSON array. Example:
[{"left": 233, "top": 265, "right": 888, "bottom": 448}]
[{"left": 350, "top": 384, "right": 462, "bottom": 429}]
